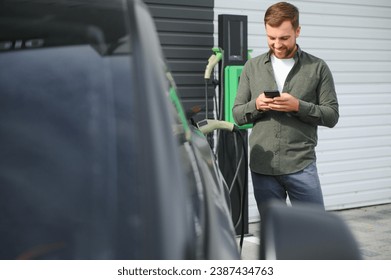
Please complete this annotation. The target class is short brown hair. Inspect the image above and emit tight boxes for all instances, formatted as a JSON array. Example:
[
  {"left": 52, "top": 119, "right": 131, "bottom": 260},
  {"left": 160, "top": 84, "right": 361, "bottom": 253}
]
[{"left": 264, "top": 2, "right": 299, "bottom": 29}]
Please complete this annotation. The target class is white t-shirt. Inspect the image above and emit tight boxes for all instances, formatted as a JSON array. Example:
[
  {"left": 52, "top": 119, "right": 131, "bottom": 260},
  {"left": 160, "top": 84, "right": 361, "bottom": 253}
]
[{"left": 271, "top": 54, "right": 295, "bottom": 93}]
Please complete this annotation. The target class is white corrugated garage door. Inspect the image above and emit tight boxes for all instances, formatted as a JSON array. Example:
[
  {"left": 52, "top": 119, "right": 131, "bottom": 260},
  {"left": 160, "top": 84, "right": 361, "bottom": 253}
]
[{"left": 214, "top": 0, "right": 391, "bottom": 221}]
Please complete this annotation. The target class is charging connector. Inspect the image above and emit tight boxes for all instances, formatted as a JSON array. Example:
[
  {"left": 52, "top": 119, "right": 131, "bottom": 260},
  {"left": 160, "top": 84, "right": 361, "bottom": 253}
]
[
  {"left": 197, "top": 119, "right": 238, "bottom": 135},
  {"left": 204, "top": 48, "right": 222, "bottom": 80}
]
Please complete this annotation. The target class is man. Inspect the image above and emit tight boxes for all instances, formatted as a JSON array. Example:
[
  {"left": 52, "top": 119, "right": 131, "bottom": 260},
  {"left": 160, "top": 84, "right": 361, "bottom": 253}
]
[{"left": 232, "top": 2, "right": 339, "bottom": 215}]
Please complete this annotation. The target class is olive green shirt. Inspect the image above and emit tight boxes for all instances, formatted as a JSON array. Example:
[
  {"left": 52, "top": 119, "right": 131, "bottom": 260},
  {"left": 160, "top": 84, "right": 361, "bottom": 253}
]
[{"left": 233, "top": 46, "right": 339, "bottom": 175}]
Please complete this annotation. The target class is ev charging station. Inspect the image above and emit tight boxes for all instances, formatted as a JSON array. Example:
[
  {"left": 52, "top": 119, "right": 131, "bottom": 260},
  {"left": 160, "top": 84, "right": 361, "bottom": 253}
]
[
  {"left": 199, "top": 15, "right": 250, "bottom": 236},
  {"left": 199, "top": 14, "right": 250, "bottom": 237},
  {"left": 217, "top": 14, "right": 250, "bottom": 235}
]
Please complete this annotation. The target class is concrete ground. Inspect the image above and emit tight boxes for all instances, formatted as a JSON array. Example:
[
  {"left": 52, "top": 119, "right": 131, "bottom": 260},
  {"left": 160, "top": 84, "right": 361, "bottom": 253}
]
[{"left": 239, "top": 203, "right": 391, "bottom": 260}]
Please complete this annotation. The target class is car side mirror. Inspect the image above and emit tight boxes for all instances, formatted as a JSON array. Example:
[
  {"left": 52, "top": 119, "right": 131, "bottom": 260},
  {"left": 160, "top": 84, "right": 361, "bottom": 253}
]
[{"left": 260, "top": 201, "right": 362, "bottom": 260}]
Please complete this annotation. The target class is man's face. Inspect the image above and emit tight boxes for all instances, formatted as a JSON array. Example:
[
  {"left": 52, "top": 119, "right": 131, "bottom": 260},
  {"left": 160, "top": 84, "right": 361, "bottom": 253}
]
[{"left": 266, "top": 20, "right": 300, "bottom": 59}]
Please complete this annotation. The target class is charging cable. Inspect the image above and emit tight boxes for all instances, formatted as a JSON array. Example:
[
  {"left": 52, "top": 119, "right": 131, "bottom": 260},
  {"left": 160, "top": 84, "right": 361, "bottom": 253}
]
[
  {"left": 201, "top": 48, "right": 248, "bottom": 255},
  {"left": 204, "top": 48, "right": 222, "bottom": 119},
  {"left": 197, "top": 119, "right": 248, "bottom": 253}
]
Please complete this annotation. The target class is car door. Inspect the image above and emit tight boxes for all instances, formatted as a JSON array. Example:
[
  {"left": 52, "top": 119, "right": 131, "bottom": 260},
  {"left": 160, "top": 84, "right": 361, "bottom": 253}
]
[{"left": 0, "top": 0, "right": 194, "bottom": 260}]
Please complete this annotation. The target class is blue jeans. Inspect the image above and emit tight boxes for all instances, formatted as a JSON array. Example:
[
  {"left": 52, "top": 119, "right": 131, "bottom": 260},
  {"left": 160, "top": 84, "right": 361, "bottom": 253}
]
[{"left": 251, "top": 161, "right": 325, "bottom": 215}]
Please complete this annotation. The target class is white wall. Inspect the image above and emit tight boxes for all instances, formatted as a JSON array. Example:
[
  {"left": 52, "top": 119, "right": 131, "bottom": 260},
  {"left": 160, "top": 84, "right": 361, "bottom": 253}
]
[{"left": 214, "top": 0, "right": 391, "bottom": 221}]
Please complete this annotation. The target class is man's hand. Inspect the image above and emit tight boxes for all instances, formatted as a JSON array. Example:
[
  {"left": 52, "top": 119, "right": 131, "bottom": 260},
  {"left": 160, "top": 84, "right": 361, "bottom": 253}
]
[
  {"left": 268, "top": 93, "right": 299, "bottom": 112},
  {"left": 255, "top": 93, "right": 273, "bottom": 111}
]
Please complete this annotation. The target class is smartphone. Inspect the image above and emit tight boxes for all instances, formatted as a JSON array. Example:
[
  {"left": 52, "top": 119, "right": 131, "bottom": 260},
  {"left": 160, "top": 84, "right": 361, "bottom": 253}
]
[{"left": 264, "top": 90, "right": 280, "bottom": 98}]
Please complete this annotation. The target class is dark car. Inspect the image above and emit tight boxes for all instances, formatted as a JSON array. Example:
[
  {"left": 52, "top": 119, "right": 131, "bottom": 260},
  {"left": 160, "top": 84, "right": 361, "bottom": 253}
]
[{"left": 0, "top": 0, "right": 240, "bottom": 259}]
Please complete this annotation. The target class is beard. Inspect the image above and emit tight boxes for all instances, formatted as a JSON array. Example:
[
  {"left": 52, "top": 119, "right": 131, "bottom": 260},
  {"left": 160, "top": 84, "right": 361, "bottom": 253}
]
[{"left": 270, "top": 44, "right": 297, "bottom": 59}]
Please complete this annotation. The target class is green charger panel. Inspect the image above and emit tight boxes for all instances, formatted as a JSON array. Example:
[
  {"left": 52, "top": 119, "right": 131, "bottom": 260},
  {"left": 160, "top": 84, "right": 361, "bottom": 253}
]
[{"left": 224, "top": 66, "right": 253, "bottom": 130}]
